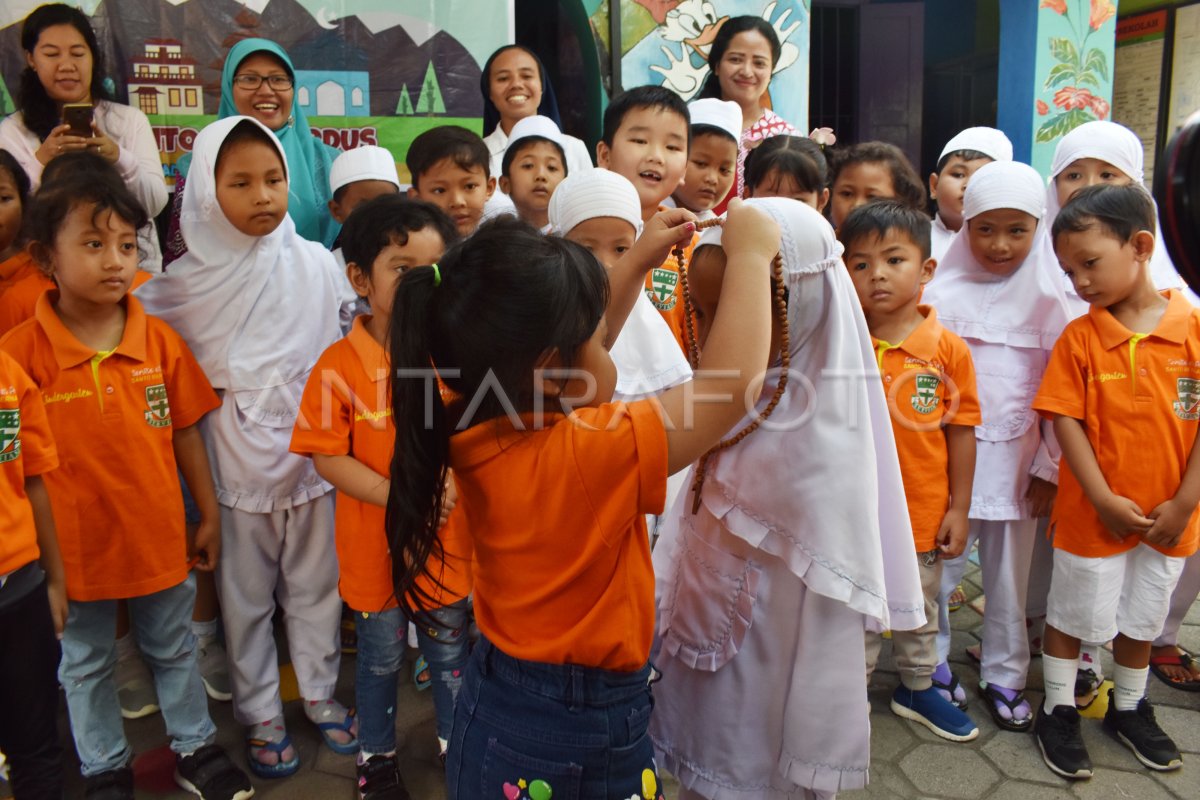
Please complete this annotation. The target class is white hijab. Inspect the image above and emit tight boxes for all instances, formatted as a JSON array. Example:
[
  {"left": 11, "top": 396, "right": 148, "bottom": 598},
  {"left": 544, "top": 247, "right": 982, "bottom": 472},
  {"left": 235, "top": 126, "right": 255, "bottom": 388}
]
[
  {"left": 136, "top": 116, "right": 344, "bottom": 399},
  {"left": 666, "top": 197, "right": 925, "bottom": 632},
  {"left": 924, "top": 161, "right": 1076, "bottom": 349},
  {"left": 1047, "top": 121, "right": 1191, "bottom": 300}
]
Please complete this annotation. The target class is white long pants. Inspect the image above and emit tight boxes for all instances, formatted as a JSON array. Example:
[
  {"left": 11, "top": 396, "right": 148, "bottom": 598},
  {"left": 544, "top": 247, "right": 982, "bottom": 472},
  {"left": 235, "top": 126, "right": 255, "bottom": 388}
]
[
  {"left": 215, "top": 494, "right": 342, "bottom": 724},
  {"left": 1154, "top": 550, "right": 1200, "bottom": 648},
  {"left": 937, "top": 518, "right": 1037, "bottom": 689}
]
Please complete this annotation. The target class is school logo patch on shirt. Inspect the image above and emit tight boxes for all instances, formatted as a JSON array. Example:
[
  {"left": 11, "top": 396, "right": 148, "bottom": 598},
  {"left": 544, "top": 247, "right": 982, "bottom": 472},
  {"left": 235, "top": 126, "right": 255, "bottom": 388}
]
[
  {"left": 1174, "top": 377, "right": 1200, "bottom": 421},
  {"left": 911, "top": 373, "right": 941, "bottom": 414},
  {"left": 0, "top": 408, "right": 20, "bottom": 463},
  {"left": 648, "top": 268, "right": 678, "bottom": 311},
  {"left": 143, "top": 384, "right": 172, "bottom": 428}
]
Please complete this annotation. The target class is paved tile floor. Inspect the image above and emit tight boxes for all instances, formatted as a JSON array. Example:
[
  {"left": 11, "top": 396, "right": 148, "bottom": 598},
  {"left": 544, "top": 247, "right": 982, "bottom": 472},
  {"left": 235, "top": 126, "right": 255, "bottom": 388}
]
[{"left": 4, "top": 559, "right": 1199, "bottom": 799}]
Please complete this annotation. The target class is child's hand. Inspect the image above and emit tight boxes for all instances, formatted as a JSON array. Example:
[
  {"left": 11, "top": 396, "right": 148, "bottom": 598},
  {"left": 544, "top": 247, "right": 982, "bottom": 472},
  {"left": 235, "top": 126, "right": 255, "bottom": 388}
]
[
  {"left": 46, "top": 577, "right": 68, "bottom": 638},
  {"left": 936, "top": 508, "right": 969, "bottom": 559},
  {"left": 438, "top": 473, "right": 458, "bottom": 528},
  {"left": 190, "top": 518, "right": 222, "bottom": 571},
  {"left": 721, "top": 198, "right": 781, "bottom": 264},
  {"left": 1094, "top": 493, "right": 1154, "bottom": 541},
  {"left": 1143, "top": 497, "right": 1196, "bottom": 548},
  {"left": 628, "top": 208, "right": 698, "bottom": 272},
  {"left": 1025, "top": 477, "right": 1058, "bottom": 518}
]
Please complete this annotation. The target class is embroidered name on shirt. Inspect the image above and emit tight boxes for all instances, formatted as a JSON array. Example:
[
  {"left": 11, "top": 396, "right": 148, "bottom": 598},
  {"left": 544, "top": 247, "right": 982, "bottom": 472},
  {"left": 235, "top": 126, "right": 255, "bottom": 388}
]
[
  {"left": 1091, "top": 371, "right": 1127, "bottom": 383},
  {"left": 354, "top": 408, "right": 392, "bottom": 423},
  {"left": 43, "top": 388, "right": 93, "bottom": 405},
  {"left": 130, "top": 365, "right": 164, "bottom": 383}
]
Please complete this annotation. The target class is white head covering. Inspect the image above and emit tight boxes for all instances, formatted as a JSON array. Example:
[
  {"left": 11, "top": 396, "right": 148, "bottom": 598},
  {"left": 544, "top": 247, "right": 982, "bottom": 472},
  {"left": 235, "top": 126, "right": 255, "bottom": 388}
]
[
  {"left": 660, "top": 198, "right": 925, "bottom": 634},
  {"left": 687, "top": 98, "right": 743, "bottom": 143},
  {"left": 548, "top": 168, "right": 643, "bottom": 236},
  {"left": 1046, "top": 120, "right": 1189, "bottom": 298},
  {"left": 506, "top": 114, "right": 565, "bottom": 152},
  {"left": 329, "top": 145, "right": 401, "bottom": 194},
  {"left": 923, "top": 161, "right": 1075, "bottom": 349},
  {"left": 136, "top": 116, "right": 343, "bottom": 409},
  {"left": 939, "top": 126, "right": 1014, "bottom": 164}
]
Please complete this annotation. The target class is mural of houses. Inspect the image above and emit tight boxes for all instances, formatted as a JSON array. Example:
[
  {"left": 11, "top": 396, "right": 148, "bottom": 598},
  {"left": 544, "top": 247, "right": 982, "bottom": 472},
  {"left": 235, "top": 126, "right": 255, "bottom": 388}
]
[
  {"left": 294, "top": 70, "right": 370, "bottom": 117},
  {"left": 127, "top": 38, "right": 204, "bottom": 116}
]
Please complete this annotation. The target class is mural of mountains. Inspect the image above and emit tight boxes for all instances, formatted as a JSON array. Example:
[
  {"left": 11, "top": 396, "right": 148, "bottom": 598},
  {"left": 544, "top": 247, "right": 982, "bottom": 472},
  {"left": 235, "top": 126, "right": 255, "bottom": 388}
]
[{"left": 0, "top": 0, "right": 483, "bottom": 118}]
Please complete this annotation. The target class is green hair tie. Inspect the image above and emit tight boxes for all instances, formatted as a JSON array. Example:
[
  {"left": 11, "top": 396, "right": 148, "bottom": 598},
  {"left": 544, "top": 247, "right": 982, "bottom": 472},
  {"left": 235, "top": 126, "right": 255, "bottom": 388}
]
[{"left": 431, "top": 263, "right": 441, "bottom": 286}]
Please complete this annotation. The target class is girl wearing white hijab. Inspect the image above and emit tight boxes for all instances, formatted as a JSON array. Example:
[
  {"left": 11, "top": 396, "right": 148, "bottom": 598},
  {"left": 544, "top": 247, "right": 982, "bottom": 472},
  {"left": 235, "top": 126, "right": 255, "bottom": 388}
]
[
  {"left": 929, "top": 127, "right": 1013, "bottom": 262},
  {"left": 650, "top": 198, "right": 924, "bottom": 800},
  {"left": 136, "top": 116, "right": 357, "bottom": 776},
  {"left": 923, "top": 161, "right": 1075, "bottom": 732}
]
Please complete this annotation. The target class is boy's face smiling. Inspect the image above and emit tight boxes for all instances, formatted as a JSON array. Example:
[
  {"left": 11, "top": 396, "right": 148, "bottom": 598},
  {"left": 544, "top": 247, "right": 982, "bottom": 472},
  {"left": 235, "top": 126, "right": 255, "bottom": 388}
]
[
  {"left": 966, "top": 208, "right": 1038, "bottom": 277},
  {"left": 410, "top": 158, "right": 495, "bottom": 237},
  {"left": 1055, "top": 222, "right": 1154, "bottom": 308},
  {"left": 844, "top": 228, "right": 934, "bottom": 319},
  {"left": 597, "top": 106, "right": 689, "bottom": 217},
  {"left": 215, "top": 138, "right": 288, "bottom": 237}
]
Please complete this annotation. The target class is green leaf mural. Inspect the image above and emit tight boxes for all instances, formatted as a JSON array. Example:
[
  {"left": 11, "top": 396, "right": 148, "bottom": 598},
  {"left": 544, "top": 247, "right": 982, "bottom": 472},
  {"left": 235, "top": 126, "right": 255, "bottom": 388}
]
[
  {"left": 1045, "top": 62, "right": 1075, "bottom": 89},
  {"left": 1083, "top": 48, "right": 1108, "bottom": 83},
  {"left": 1035, "top": 108, "right": 1092, "bottom": 143},
  {"left": 1048, "top": 37, "right": 1079, "bottom": 69}
]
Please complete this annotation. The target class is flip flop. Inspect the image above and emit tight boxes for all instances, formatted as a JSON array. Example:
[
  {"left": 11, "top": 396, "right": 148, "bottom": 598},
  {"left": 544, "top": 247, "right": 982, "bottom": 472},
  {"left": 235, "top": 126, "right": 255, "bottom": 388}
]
[
  {"left": 313, "top": 706, "right": 359, "bottom": 755},
  {"left": 979, "top": 682, "right": 1032, "bottom": 732},
  {"left": 246, "top": 735, "right": 300, "bottom": 779},
  {"left": 1150, "top": 649, "right": 1200, "bottom": 692},
  {"left": 931, "top": 671, "right": 968, "bottom": 711}
]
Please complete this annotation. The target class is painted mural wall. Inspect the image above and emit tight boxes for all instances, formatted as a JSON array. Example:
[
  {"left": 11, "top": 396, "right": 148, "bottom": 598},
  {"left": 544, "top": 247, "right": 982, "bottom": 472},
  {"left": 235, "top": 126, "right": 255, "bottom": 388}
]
[{"left": 0, "top": 1, "right": 514, "bottom": 184}]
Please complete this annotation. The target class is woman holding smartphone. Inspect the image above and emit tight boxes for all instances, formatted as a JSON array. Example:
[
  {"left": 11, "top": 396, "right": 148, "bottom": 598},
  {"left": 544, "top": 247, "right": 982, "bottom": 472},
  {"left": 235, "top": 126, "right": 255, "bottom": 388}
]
[{"left": 0, "top": 3, "right": 167, "bottom": 268}]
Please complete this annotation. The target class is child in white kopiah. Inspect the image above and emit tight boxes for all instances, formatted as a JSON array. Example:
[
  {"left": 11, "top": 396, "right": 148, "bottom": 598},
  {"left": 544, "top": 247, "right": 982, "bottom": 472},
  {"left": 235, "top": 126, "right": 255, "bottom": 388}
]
[
  {"left": 664, "top": 98, "right": 741, "bottom": 222},
  {"left": 326, "top": 145, "right": 401, "bottom": 330},
  {"left": 136, "top": 116, "right": 358, "bottom": 778},
  {"left": 650, "top": 197, "right": 925, "bottom": 800},
  {"left": 928, "top": 127, "right": 1013, "bottom": 262},
  {"left": 923, "top": 161, "right": 1074, "bottom": 731},
  {"left": 499, "top": 115, "right": 568, "bottom": 231}
]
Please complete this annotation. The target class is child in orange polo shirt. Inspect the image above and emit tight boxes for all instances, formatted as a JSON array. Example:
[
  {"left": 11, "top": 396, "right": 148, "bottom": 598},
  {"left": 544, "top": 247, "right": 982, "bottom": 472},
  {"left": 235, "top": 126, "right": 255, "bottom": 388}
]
[
  {"left": 842, "top": 200, "right": 982, "bottom": 743},
  {"left": 386, "top": 202, "right": 778, "bottom": 797},
  {"left": 291, "top": 195, "right": 468, "bottom": 795},
  {"left": 0, "top": 149, "right": 45, "bottom": 335},
  {"left": 596, "top": 86, "right": 694, "bottom": 353},
  {"left": 0, "top": 349, "right": 65, "bottom": 799},
  {"left": 1032, "top": 184, "right": 1200, "bottom": 780},
  {"left": 0, "top": 165, "right": 251, "bottom": 798}
]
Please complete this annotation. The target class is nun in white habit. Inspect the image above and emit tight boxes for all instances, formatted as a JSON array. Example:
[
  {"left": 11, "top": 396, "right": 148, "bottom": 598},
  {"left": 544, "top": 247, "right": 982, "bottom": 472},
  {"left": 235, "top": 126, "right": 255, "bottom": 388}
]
[
  {"left": 650, "top": 198, "right": 924, "bottom": 799},
  {"left": 136, "top": 116, "right": 353, "bottom": 750},
  {"left": 923, "top": 161, "right": 1075, "bottom": 729}
]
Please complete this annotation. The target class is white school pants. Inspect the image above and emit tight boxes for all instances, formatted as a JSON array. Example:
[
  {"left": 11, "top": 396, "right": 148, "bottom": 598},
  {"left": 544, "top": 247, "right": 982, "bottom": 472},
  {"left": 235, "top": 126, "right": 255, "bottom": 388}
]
[
  {"left": 937, "top": 518, "right": 1038, "bottom": 689},
  {"left": 215, "top": 493, "right": 342, "bottom": 724}
]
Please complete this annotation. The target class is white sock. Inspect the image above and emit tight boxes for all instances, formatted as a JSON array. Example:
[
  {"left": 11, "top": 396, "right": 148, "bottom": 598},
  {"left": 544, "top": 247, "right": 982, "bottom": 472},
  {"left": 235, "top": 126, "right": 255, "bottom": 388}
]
[
  {"left": 1042, "top": 653, "right": 1078, "bottom": 713},
  {"left": 358, "top": 749, "right": 396, "bottom": 765},
  {"left": 115, "top": 632, "right": 138, "bottom": 660},
  {"left": 438, "top": 736, "right": 448, "bottom": 755},
  {"left": 1080, "top": 643, "right": 1104, "bottom": 680},
  {"left": 191, "top": 618, "right": 218, "bottom": 643},
  {"left": 1113, "top": 664, "right": 1148, "bottom": 712}
]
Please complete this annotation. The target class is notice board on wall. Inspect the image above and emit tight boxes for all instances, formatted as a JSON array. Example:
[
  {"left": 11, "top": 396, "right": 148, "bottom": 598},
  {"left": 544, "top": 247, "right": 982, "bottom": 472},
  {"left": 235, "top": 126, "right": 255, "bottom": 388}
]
[
  {"left": 1169, "top": 3, "right": 1200, "bottom": 136},
  {"left": 1114, "top": 10, "right": 1167, "bottom": 182}
]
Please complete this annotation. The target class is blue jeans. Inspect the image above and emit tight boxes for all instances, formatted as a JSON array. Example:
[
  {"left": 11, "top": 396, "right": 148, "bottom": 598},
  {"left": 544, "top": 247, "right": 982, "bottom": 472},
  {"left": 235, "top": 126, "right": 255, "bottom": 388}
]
[
  {"left": 446, "top": 637, "right": 660, "bottom": 800},
  {"left": 353, "top": 606, "right": 406, "bottom": 754},
  {"left": 60, "top": 575, "right": 215, "bottom": 776},
  {"left": 413, "top": 598, "right": 471, "bottom": 742}
]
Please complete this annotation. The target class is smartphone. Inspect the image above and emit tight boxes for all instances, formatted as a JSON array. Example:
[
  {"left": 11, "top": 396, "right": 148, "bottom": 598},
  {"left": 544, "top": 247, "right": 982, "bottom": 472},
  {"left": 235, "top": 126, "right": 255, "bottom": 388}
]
[{"left": 62, "top": 103, "right": 94, "bottom": 138}]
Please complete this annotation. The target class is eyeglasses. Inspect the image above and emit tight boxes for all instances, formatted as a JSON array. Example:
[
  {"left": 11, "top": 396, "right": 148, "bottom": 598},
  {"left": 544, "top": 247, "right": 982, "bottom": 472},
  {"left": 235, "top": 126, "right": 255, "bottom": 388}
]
[{"left": 233, "top": 73, "right": 293, "bottom": 91}]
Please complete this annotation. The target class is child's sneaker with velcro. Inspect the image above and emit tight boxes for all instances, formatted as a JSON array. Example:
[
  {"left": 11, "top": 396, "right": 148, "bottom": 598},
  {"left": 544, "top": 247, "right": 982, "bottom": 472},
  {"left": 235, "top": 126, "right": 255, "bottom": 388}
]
[
  {"left": 1035, "top": 703, "right": 1093, "bottom": 780},
  {"left": 1103, "top": 690, "right": 1183, "bottom": 771},
  {"left": 890, "top": 684, "right": 979, "bottom": 742},
  {"left": 175, "top": 745, "right": 254, "bottom": 799},
  {"left": 357, "top": 753, "right": 411, "bottom": 800}
]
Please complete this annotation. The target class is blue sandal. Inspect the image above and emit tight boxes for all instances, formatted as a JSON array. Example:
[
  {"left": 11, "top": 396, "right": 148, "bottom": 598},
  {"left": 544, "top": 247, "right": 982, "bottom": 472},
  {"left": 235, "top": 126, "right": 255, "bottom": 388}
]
[
  {"left": 314, "top": 706, "right": 359, "bottom": 755},
  {"left": 246, "top": 735, "right": 300, "bottom": 779}
]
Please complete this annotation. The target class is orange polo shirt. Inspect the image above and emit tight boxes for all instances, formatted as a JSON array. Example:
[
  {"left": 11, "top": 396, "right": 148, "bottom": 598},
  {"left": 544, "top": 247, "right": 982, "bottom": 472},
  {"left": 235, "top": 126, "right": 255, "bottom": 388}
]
[
  {"left": 0, "top": 349, "right": 58, "bottom": 576},
  {"left": 449, "top": 398, "right": 667, "bottom": 671},
  {"left": 643, "top": 224, "right": 698, "bottom": 355},
  {"left": 1034, "top": 290, "right": 1200, "bottom": 559},
  {"left": 290, "top": 316, "right": 473, "bottom": 612},
  {"left": 0, "top": 292, "right": 220, "bottom": 600},
  {"left": 0, "top": 252, "right": 151, "bottom": 336},
  {"left": 874, "top": 307, "right": 982, "bottom": 551}
]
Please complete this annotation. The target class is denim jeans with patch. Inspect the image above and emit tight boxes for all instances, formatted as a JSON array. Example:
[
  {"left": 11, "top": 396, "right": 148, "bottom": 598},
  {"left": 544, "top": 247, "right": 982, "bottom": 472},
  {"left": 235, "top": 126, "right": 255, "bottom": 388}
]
[
  {"left": 353, "top": 606, "right": 407, "bottom": 754},
  {"left": 413, "top": 597, "right": 471, "bottom": 743}
]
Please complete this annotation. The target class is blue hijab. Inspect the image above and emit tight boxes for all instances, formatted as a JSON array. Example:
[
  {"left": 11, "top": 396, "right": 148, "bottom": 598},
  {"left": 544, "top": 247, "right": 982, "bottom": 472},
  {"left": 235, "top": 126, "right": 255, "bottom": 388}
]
[{"left": 178, "top": 38, "right": 340, "bottom": 247}]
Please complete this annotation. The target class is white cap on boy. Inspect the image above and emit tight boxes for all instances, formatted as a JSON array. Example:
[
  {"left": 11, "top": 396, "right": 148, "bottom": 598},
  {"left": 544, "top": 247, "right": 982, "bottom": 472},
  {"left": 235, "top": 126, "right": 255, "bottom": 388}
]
[
  {"left": 962, "top": 160, "right": 1045, "bottom": 221},
  {"left": 506, "top": 114, "right": 565, "bottom": 151},
  {"left": 548, "top": 168, "right": 643, "bottom": 237},
  {"left": 329, "top": 145, "right": 401, "bottom": 194},
  {"left": 939, "top": 126, "right": 1014, "bottom": 164},
  {"left": 687, "top": 98, "right": 743, "bottom": 143}
]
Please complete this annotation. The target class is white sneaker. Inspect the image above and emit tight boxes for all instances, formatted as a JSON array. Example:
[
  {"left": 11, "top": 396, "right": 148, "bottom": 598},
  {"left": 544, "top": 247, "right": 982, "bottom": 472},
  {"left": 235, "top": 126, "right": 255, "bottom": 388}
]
[
  {"left": 116, "top": 650, "right": 160, "bottom": 719},
  {"left": 197, "top": 637, "right": 233, "bottom": 702}
]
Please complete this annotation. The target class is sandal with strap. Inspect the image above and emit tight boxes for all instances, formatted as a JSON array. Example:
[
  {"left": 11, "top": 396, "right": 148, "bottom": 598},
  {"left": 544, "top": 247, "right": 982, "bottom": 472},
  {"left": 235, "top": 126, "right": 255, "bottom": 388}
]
[
  {"left": 980, "top": 682, "right": 1033, "bottom": 732},
  {"left": 1150, "top": 649, "right": 1200, "bottom": 692},
  {"left": 312, "top": 705, "right": 359, "bottom": 755},
  {"left": 931, "top": 671, "right": 968, "bottom": 711},
  {"left": 245, "top": 735, "right": 300, "bottom": 779}
]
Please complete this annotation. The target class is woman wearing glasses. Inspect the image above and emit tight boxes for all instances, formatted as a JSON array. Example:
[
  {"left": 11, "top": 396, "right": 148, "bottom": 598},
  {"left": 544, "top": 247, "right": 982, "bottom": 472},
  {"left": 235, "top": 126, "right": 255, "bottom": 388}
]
[
  {"left": 164, "top": 38, "right": 341, "bottom": 263},
  {"left": 0, "top": 3, "right": 169, "bottom": 268}
]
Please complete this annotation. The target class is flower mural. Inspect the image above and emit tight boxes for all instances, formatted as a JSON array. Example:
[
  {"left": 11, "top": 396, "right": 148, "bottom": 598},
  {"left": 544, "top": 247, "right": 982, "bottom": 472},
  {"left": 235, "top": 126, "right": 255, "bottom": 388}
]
[{"left": 1034, "top": 0, "right": 1114, "bottom": 143}]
